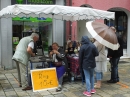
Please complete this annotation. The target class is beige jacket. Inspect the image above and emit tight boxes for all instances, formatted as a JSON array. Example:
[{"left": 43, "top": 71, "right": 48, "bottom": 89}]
[
  {"left": 12, "top": 36, "right": 33, "bottom": 65},
  {"left": 94, "top": 41, "right": 107, "bottom": 61}
]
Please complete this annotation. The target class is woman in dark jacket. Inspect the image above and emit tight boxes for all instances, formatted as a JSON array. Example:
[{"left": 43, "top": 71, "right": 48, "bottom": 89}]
[
  {"left": 79, "top": 36, "right": 99, "bottom": 97},
  {"left": 49, "top": 42, "right": 68, "bottom": 92}
]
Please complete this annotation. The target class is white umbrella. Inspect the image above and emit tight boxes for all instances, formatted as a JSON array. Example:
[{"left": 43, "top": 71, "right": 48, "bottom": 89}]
[{"left": 0, "top": 4, "right": 115, "bottom": 21}]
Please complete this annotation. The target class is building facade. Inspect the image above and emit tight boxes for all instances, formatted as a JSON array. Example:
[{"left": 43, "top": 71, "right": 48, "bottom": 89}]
[
  {"left": 0, "top": 0, "right": 65, "bottom": 69},
  {"left": 65, "top": 0, "right": 130, "bottom": 57}
]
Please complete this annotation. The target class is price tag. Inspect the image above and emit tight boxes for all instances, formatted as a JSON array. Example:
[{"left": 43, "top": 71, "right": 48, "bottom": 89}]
[{"left": 31, "top": 68, "right": 58, "bottom": 92}]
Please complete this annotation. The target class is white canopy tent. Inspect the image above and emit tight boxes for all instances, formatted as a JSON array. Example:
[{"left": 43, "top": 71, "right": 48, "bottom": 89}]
[
  {"left": 0, "top": 4, "right": 115, "bottom": 69},
  {"left": 0, "top": 4, "right": 115, "bottom": 20}
]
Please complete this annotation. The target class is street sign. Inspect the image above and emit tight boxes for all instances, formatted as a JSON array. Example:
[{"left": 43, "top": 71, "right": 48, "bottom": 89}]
[{"left": 31, "top": 68, "right": 58, "bottom": 92}]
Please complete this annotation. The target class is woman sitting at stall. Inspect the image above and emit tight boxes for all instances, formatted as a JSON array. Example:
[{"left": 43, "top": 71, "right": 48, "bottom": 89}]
[{"left": 49, "top": 42, "right": 68, "bottom": 92}]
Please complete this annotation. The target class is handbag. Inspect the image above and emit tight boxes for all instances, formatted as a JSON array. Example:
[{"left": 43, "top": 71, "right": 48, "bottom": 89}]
[{"left": 53, "top": 61, "right": 62, "bottom": 66}]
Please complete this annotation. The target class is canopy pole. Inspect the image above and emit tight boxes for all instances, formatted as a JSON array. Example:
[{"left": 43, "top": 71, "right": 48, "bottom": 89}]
[{"left": 52, "top": 14, "right": 54, "bottom": 43}]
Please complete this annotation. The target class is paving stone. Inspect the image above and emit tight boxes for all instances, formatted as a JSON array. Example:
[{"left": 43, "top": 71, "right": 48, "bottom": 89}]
[
  {"left": 71, "top": 84, "right": 81, "bottom": 88},
  {"left": 72, "top": 90, "right": 86, "bottom": 97},
  {"left": 28, "top": 93, "right": 42, "bottom": 97},
  {"left": 100, "top": 86, "right": 117, "bottom": 91},
  {"left": 78, "top": 87, "right": 86, "bottom": 92},
  {"left": 0, "top": 86, "right": 3, "bottom": 89},
  {"left": 122, "top": 78, "right": 130, "bottom": 83},
  {"left": 11, "top": 84, "right": 21, "bottom": 88},
  {"left": 63, "top": 92, "right": 78, "bottom": 97},
  {"left": 0, "top": 91, "right": 6, "bottom": 96},
  {"left": 53, "top": 93, "right": 66, "bottom": 97},
  {"left": 16, "top": 91, "right": 29, "bottom": 96},
  {"left": 0, "top": 75, "right": 6, "bottom": 77},
  {"left": 63, "top": 84, "right": 72, "bottom": 88},
  {"left": 114, "top": 90, "right": 127, "bottom": 94},
  {"left": 112, "top": 94, "right": 125, "bottom": 97},
  {"left": 6, "top": 78, "right": 16, "bottom": 81},
  {"left": 91, "top": 95, "right": 102, "bottom": 97},
  {"left": 0, "top": 77, "right": 6, "bottom": 80},
  {"left": 96, "top": 89, "right": 104, "bottom": 93},
  {"left": 110, "top": 84, "right": 121, "bottom": 88},
  {"left": 102, "top": 90, "right": 116, "bottom": 95},
  {"left": 9, "top": 81, "right": 18, "bottom": 85},
  {"left": 38, "top": 90, "right": 50, "bottom": 95},
  {"left": 12, "top": 73, "right": 18, "bottom": 76},
  {"left": 29, "top": 96, "right": 42, "bottom": 97},
  {"left": 43, "top": 95, "right": 54, "bottom": 97},
  {"left": 14, "top": 87, "right": 23, "bottom": 92},
  {"left": 97, "top": 92, "right": 111, "bottom": 97},
  {"left": 68, "top": 87, "right": 78, "bottom": 92},
  {"left": 5, "top": 91, "right": 17, "bottom": 96},
  {"left": 6, "top": 95, "right": 18, "bottom": 97},
  {"left": 124, "top": 94, "right": 130, "bottom": 97},
  {"left": 0, "top": 80, "right": 9, "bottom": 84},
  {"left": 17, "top": 96, "right": 30, "bottom": 97},
  {"left": 5, "top": 74, "right": 13, "bottom": 76},
  {"left": 5, "top": 76, "right": 14, "bottom": 79},
  {"left": 1, "top": 84, "right": 14, "bottom": 92},
  {"left": 120, "top": 88, "right": 130, "bottom": 92}
]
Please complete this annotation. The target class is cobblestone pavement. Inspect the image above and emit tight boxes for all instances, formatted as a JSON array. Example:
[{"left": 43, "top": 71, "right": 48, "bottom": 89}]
[{"left": 0, "top": 59, "right": 130, "bottom": 97}]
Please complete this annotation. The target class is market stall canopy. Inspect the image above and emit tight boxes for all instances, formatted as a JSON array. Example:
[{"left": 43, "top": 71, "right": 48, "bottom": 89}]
[{"left": 0, "top": 4, "right": 115, "bottom": 21}]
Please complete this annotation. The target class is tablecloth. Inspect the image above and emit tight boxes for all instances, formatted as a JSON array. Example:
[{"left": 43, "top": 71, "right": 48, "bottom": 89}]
[{"left": 67, "top": 56, "right": 80, "bottom": 75}]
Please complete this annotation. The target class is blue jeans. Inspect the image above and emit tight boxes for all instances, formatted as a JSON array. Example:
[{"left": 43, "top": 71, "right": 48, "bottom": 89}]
[
  {"left": 83, "top": 68, "right": 94, "bottom": 92},
  {"left": 96, "top": 72, "right": 103, "bottom": 80},
  {"left": 110, "top": 57, "right": 120, "bottom": 81}
]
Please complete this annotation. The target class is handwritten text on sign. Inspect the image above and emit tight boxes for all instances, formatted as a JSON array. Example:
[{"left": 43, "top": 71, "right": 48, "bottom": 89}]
[{"left": 31, "top": 68, "right": 58, "bottom": 92}]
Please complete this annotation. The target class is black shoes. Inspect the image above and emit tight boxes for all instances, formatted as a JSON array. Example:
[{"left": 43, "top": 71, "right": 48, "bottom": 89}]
[
  {"left": 22, "top": 86, "right": 32, "bottom": 91},
  {"left": 107, "top": 79, "right": 119, "bottom": 83}
]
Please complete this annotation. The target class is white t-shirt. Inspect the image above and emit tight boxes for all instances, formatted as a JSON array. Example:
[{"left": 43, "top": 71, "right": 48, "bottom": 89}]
[{"left": 28, "top": 41, "right": 34, "bottom": 49}]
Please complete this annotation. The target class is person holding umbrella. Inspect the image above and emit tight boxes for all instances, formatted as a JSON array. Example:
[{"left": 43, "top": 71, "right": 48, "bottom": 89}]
[
  {"left": 107, "top": 27, "right": 123, "bottom": 83},
  {"left": 94, "top": 40, "right": 107, "bottom": 88},
  {"left": 79, "top": 36, "right": 99, "bottom": 97},
  {"left": 86, "top": 21, "right": 121, "bottom": 83}
]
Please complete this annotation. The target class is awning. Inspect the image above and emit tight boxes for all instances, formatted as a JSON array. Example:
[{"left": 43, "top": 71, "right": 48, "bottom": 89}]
[{"left": 0, "top": 4, "right": 115, "bottom": 21}]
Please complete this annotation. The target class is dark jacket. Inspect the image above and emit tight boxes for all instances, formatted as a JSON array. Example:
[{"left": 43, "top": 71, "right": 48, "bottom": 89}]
[
  {"left": 55, "top": 47, "right": 68, "bottom": 70},
  {"left": 67, "top": 47, "right": 75, "bottom": 55},
  {"left": 79, "top": 36, "right": 99, "bottom": 70},
  {"left": 107, "top": 32, "right": 123, "bottom": 58}
]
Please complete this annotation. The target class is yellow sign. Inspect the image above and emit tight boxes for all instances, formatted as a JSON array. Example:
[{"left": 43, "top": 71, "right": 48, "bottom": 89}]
[{"left": 31, "top": 68, "right": 58, "bottom": 92}]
